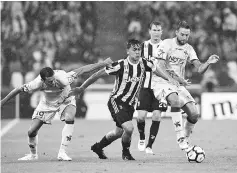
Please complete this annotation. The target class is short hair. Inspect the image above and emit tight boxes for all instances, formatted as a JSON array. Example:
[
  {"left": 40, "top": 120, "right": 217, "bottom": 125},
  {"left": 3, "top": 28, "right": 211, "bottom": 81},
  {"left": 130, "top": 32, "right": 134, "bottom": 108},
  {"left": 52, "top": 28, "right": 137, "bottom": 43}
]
[
  {"left": 148, "top": 21, "right": 162, "bottom": 29},
  {"left": 127, "top": 39, "right": 141, "bottom": 49},
  {"left": 177, "top": 20, "right": 191, "bottom": 30},
  {"left": 40, "top": 67, "right": 54, "bottom": 80}
]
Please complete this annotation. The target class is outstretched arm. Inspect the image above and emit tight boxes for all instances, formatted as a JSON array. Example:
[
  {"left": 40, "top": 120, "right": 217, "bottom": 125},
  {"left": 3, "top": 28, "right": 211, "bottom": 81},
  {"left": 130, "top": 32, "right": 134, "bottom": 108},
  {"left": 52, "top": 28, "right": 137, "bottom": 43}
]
[
  {"left": 72, "top": 57, "right": 113, "bottom": 77},
  {"left": 192, "top": 55, "right": 219, "bottom": 74},
  {"left": 1, "top": 87, "right": 23, "bottom": 107},
  {"left": 69, "top": 68, "right": 108, "bottom": 96}
]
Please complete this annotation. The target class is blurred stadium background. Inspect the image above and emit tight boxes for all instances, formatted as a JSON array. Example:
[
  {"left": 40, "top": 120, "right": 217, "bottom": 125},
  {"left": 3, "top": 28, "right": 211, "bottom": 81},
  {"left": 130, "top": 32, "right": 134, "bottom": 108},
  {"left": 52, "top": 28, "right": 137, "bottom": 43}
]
[{"left": 1, "top": 2, "right": 237, "bottom": 173}]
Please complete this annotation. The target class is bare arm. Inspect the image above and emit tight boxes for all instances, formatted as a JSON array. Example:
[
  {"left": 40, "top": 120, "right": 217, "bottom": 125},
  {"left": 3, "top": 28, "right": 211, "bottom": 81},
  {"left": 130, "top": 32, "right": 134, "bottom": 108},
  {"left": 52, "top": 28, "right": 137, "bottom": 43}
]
[
  {"left": 1, "top": 87, "right": 23, "bottom": 107},
  {"left": 192, "top": 55, "right": 219, "bottom": 74},
  {"left": 73, "top": 58, "right": 113, "bottom": 77},
  {"left": 69, "top": 69, "right": 108, "bottom": 96}
]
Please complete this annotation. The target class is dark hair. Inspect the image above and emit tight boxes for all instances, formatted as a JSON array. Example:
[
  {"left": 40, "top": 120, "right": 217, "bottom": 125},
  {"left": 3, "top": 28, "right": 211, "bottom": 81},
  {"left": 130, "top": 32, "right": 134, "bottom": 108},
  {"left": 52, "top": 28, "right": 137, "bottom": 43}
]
[
  {"left": 177, "top": 20, "right": 191, "bottom": 30},
  {"left": 149, "top": 21, "right": 162, "bottom": 29},
  {"left": 127, "top": 39, "right": 141, "bottom": 49},
  {"left": 40, "top": 67, "right": 54, "bottom": 80}
]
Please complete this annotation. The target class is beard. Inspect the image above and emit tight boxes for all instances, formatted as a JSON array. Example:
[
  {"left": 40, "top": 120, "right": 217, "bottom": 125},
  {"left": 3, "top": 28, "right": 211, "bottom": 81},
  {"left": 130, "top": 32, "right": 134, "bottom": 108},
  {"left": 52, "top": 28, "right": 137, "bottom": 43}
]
[{"left": 177, "top": 38, "right": 187, "bottom": 45}]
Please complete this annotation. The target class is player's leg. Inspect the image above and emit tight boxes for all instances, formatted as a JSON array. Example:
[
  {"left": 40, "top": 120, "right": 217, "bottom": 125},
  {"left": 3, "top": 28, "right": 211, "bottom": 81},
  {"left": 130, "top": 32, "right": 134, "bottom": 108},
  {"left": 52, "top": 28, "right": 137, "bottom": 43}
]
[
  {"left": 136, "top": 88, "right": 151, "bottom": 151},
  {"left": 182, "top": 102, "right": 199, "bottom": 141},
  {"left": 121, "top": 120, "right": 135, "bottom": 160},
  {"left": 58, "top": 104, "right": 76, "bottom": 161},
  {"left": 179, "top": 87, "right": 198, "bottom": 144},
  {"left": 145, "top": 110, "right": 161, "bottom": 154},
  {"left": 18, "top": 119, "right": 44, "bottom": 160},
  {"left": 91, "top": 126, "right": 123, "bottom": 159},
  {"left": 136, "top": 110, "right": 147, "bottom": 151},
  {"left": 145, "top": 90, "right": 168, "bottom": 154},
  {"left": 167, "top": 92, "right": 188, "bottom": 150}
]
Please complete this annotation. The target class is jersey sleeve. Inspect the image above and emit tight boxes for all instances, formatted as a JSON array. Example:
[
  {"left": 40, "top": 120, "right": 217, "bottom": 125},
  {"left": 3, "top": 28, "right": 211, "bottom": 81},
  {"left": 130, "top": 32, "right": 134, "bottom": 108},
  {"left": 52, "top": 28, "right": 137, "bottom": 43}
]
[
  {"left": 156, "top": 40, "right": 170, "bottom": 61},
  {"left": 66, "top": 71, "right": 78, "bottom": 84},
  {"left": 22, "top": 75, "right": 42, "bottom": 92},
  {"left": 105, "top": 60, "right": 121, "bottom": 75},
  {"left": 188, "top": 45, "right": 199, "bottom": 63}
]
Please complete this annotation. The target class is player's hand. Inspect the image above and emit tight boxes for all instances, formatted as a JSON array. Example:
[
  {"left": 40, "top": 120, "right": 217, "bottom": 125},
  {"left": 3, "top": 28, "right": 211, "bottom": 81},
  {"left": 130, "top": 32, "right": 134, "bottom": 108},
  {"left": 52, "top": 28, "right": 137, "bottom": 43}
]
[
  {"left": 68, "top": 87, "right": 85, "bottom": 98},
  {"left": 207, "top": 54, "right": 219, "bottom": 64},
  {"left": 168, "top": 77, "right": 180, "bottom": 87},
  {"left": 104, "top": 57, "right": 113, "bottom": 65},
  {"left": 180, "top": 79, "right": 191, "bottom": 86}
]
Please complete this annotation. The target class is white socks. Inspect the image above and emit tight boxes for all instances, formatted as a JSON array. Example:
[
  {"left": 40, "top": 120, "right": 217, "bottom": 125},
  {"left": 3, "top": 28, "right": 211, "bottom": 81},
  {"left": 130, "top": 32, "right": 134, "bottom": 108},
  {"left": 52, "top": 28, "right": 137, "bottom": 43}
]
[
  {"left": 28, "top": 135, "right": 38, "bottom": 155},
  {"left": 170, "top": 112, "right": 184, "bottom": 140},
  {"left": 59, "top": 124, "right": 74, "bottom": 152},
  {"left": 184, "top": 120, "right": 195, "bottom": 138}
]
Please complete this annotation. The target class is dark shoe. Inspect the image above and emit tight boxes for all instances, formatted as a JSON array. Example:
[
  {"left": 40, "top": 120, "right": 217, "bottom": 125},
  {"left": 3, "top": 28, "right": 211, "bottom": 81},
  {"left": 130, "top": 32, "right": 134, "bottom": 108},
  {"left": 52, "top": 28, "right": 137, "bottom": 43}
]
[
  {"left": 122, "top": 150, "right": 135, "bottom": 160},
  {"left": 91, "top": 143, "right": 108, "bottom": 159}
]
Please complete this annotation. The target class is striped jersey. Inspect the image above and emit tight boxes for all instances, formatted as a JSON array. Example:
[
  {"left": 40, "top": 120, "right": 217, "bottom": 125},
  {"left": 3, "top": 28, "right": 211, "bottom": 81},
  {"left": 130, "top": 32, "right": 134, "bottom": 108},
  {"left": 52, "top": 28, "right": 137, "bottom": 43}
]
[
  {"left": 141, "top": 39, "right": 162, "bottom": 88},
  {"left": 153, "top": 37, "right": 198, "bottom": 84},
  {"left": 105, "top": 57, "right": 154, "bottom": 107}
]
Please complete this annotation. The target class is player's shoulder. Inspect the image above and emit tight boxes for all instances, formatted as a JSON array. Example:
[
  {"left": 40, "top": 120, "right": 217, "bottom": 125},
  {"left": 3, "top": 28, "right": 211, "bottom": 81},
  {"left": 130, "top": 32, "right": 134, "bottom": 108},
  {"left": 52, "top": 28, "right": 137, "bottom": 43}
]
[
  {"left": 185, "top": 43, "right": 195, "bottom": 50},
  {"left": 54, "top": 69, "right": 66, "bottom": 74},
  {"left": 159, "top": 38, "right": 173, "bottom": 47}
]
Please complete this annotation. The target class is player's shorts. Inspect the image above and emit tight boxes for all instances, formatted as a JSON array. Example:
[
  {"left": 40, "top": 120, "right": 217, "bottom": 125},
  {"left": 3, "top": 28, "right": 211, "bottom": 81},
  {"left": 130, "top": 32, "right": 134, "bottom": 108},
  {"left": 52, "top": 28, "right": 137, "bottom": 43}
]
[
  {"left": 32, "top": 96, "right": 76, "bottom": 124},
  {"left": 177, "top": 86, "right": 196, "bottom": 108},
  {"left": 107, "top": 97, "right": 134, "bottom": 128},
  {"left": 136, "top": 88, "right": 165, "bottom": 112},
  {"left": 152, "top": 82, "right": 178, "bottom": 104}
]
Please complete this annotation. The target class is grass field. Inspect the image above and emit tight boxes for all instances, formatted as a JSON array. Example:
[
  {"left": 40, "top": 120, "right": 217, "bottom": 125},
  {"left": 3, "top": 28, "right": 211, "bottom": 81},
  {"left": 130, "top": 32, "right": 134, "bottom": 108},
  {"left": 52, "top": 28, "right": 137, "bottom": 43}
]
[{"left": 1, "top": 119, "right": 237, "bottom": 173}]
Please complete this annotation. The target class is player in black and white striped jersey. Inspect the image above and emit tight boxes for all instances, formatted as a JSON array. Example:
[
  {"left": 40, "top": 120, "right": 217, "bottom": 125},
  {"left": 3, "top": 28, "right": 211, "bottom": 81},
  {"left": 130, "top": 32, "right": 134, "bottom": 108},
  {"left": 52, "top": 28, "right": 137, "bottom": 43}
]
[
  {"left": 136, "top": 21, "right": 167, "bottom": 155},
  {"left": 69, "top": 39, "right": 177, "bottom": 160}
]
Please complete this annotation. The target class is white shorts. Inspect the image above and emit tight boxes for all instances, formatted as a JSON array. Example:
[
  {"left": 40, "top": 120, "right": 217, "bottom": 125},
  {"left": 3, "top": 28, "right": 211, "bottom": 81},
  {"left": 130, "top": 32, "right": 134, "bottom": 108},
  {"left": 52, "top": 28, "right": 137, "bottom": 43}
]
[
  {"left": 152, "top": 82, "right": 195, "bottom": 107},
  {"left": 32, "top": 96, "right": 76, "bottom": 124},
  {"left": 152, "top": 82, "right": 178, "bottom": 102},
  {"left": 177, "top": 86, "right": 196, "bottom": 108}
]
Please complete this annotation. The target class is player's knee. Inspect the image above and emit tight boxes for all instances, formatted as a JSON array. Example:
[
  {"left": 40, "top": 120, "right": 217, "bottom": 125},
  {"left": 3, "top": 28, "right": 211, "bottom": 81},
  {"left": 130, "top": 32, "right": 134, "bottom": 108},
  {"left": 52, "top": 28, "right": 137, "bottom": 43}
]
[
  {"left": 170, "top": 99, "right": 180, "bottom": 108},
  {"left": 116, "top": 129, "right": 123, "bottom": 138},
  {"left": 187, "top": 113, "right": 199, "bottom": 124},
  {"left": 28, "top": 129, "right": 37, "bottom": 138},
  {"left": 123, "top": 125, "right": 134, "bottom": 135},
  {"left": 152, "top": 111, "right": 161, "bottom": 121},
  {"left": 64, "top": 113, "right": 75, "bottom": 122},
  {"left": 137, "top": 115, "right": 146, "bottom": 122},
  {"left": 137, "top": 111, "right": 147, "bottom": 122}
]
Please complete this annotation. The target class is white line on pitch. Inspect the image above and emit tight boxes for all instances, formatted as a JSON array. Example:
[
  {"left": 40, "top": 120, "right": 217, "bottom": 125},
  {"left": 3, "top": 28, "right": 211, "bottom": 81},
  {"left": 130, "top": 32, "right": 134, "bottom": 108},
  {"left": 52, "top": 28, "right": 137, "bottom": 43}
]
[{"left": 1, "top": 119, "right": 20, "bottom": 137}]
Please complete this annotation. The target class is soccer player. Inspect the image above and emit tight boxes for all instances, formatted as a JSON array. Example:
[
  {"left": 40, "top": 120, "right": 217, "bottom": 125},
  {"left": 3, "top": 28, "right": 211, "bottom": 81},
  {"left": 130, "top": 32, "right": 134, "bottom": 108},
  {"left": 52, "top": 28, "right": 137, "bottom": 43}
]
[
  {"left": 69, "top": 39, "right": 178, "bottom": 160},
  {"left": 154, "top": 21, "right": 219, "bottom": 149},
  {"left": 0, "top": 58, "right": 113, "bottom": 161},
  {"left": 136, "top": 21, "right": 168, "bottom": 155}
]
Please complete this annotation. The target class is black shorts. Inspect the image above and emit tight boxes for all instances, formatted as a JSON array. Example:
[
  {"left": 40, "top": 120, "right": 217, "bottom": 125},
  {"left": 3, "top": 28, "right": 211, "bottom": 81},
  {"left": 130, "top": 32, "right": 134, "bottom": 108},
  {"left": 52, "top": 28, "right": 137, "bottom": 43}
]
[
  {"left": 136, "top": 88, "right": 164, "bottom": 112},
  {"left": 107, "top": 98, "right": 134, "bottom": 128}
]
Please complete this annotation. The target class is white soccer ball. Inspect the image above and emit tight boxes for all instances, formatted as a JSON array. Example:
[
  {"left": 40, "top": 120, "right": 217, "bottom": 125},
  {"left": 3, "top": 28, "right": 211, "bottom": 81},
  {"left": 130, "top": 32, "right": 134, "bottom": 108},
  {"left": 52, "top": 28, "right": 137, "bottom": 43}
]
[{"left": 186, "top": 145, "right": 205, "bottom": 163}]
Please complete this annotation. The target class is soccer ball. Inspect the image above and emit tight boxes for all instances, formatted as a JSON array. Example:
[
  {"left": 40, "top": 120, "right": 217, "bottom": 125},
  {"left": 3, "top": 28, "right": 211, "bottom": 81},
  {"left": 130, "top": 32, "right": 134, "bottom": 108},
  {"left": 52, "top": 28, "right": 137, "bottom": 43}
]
[{"left": 186, "top": 145, "right": 205, "bottom": 163}]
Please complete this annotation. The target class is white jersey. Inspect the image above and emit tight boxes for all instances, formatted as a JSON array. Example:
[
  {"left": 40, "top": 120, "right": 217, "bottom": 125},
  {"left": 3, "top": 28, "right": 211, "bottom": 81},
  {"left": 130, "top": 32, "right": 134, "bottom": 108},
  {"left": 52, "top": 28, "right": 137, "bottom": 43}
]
[
  {"left": 152, "top": 37, "right": 198, "bottom": 85},
  {"left": 22, "top": 70, "right": 77, "bottom": 106}
]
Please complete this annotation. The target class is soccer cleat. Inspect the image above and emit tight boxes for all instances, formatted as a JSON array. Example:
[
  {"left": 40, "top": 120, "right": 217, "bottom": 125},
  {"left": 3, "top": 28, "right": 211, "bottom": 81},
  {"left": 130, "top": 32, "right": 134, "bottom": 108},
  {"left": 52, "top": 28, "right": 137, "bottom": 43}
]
[
  {"left": 91, "top": 143, "right": 108, "bottom": 159},
  {"left": 18, "top": 154, "right": 38, "bottom": 161},
  {"left": 145, "top": 147, "right": 154, "bottom": 155},
  {"left": 122, "top": 150, "right": 135, "bottom": 160},
  {"left": 57, "top": 151, "right": 72, "bottom": 161},
  {"left": 177, "top": 137, "right": 189, "bottom": 151},
  {"left": 138, "top": 139, "right": 146, "bottom": 151}
]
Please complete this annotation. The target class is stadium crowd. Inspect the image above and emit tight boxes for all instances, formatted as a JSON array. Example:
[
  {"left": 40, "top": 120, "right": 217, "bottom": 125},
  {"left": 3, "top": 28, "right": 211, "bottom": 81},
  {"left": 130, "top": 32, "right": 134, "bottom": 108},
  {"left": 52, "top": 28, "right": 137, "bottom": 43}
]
[
  {"left": 125, "top": 1, "right": 237, "bottom": 87},
  {"left": 1, "top": 1, "right": 237, "bottom": 89},
  {"left": 1, "top": 1, "right": 97, "bottom": 86}
]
